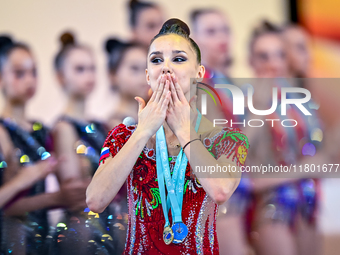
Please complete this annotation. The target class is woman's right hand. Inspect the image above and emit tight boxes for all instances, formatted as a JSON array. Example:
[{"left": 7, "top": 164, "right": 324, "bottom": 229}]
[{"left": 134, "top": 73, "right": 171, "bottom": 138}]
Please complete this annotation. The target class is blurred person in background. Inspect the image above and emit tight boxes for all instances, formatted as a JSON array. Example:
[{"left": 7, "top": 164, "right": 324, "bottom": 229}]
[
  {"left": 283, "top": 24, "right": 311, "bottom": 79},
  {"left": 50, "top": 32, "right": 118, "bottom": 255},
  {"left": 246, "top": 20, "right": 323, "bottom": 255},
  {"left": 128, "top": 0, "right": 165, "bottom": 104},
  {"left": 0, "top": 149, "right": 57, "bottom": 209},
  {"left": 191, "top": 9, "right": 253, "bottom": 255},
  {"left": 0, "top": 35, "right": 77, "bottom": 254},
  {"left": 0, "top": 146, "right": 57, "bottom": 254},
  {"left": 105, "top": 38, "right": 149, "bottom": 127},
  {"left": 283, "top": 24, "right": 340, "bottom": 255},
  {"left": 128, "top": 0, "right": 164, "bottom": 47},
  {"left": 103, "top": 37, "right": 150, "bottom": 252},
  {"left": 190, "top": 8, "right": 232, "bottom": 81}
]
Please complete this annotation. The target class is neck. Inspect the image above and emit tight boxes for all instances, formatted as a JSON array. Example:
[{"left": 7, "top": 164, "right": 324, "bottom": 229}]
[
  {"left": 162, "top": 120, "right": 181, "bottom": 149},
  {"left": 1, "top": 99, "right": 26, "bottom": 121},
  {"left": 162, "top": 121, "right": 175, "bottom": 137},
  {"left": 64, "top": 95, "right": 86, "bottom": 121}
]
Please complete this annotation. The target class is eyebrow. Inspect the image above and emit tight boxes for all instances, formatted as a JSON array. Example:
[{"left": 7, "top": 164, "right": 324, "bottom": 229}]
[
  {"left": 173, "top": 50, "right": 187, "bottom": 54},
  {"left": 149, "top": 50, "right": 187, "bottom": 57}
]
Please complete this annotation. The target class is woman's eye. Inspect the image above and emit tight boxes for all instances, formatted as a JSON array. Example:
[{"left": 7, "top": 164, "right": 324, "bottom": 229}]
[
  {"left": 206, "top": 28, "right": 216, "bottom": 36},
  {"left": 151, "top": 58, "right": 162, "bottom": 64},
  {"left": 147, "top": 22, "right": 157, "bottom": 30},
  {"left": 130, "top": 65, "right": 141, "bottom": 72},
  {"left": 14, "top": 70, "right": 25, "bottom": 79},
  {"left": 173, "top": 57, "right": 186, "bottom": 62},
  {"left": 75, "top": 66, "right": 85, "bottom": 73},
  {"left": 258, "top": 52, "right": 268, "bottom": 61}
]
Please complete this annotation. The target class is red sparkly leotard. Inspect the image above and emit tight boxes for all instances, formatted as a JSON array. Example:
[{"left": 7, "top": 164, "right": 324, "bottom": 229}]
[{"left": 99, "top": 123, "right": 248, "bottom": 255}]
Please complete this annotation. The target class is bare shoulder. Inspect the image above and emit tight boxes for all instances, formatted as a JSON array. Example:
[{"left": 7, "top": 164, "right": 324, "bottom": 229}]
[{"left": 52, "top": 120, "right": 79, "bottom": 153}]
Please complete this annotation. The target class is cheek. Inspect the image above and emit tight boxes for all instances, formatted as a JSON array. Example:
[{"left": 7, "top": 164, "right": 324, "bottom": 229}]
[
  {"left": 63, "top": 69, "right": 73, "bottom": 84},
  {"left": 255, "top": 59, "right": 266, "bottom": 69},
  {"left": 131, "top": 73, "right": 144, "bottom": 87},
  {"left": 147, "top": 68, "right": 160, "bottom": 90},
  {"left": 176, "top": 72, "right": 191, "bottom": 92},
  {"left": 5, "top": 79, "right": 23, "bottom": 97},
  {"left": 68, "top": 72, "right": 83, "bottom": 88},
  {"left": 150, "top": 81, "right": 157, "bottom": 92},
  {"left": 9, "top": 76, "right": 23, "bottom": 93},
  {"left": 205, "top": 38, "right": 218, "bottom": 50},
  {"left": 117, "top": 68, "right": 131, "bottom": 86},
  {"left": 252, "top": 60, "right": 264, "bottom": 72}
]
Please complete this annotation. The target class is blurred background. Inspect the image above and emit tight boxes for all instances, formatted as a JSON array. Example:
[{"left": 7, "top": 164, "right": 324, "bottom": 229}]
[
  {"left": 0, "top": 0, "right": 340, "bottom": 254},
  {"left": 0, "top": 0, "right": 289, "bottom": 125}
]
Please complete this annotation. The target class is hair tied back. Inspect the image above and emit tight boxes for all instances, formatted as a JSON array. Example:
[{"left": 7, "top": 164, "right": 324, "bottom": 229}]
[
  {"left": 60, "top": 32, "right": 76, "bottom": 49},
  {"left": 105, "top": 38, "right": 126, "bottom": 54},
  {"left": 159, "top": 18, "right": 191, "bottom": 36}
]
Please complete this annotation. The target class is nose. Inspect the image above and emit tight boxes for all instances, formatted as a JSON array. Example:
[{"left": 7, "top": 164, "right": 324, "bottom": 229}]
[{"left": 161, "top": 60, "right": 173, "bottom": 74}]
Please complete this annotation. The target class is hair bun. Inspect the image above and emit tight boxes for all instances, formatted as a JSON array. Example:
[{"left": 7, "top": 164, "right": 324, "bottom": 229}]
[
  {"left": 60, "top": 32, "right": 75, "bottom": 48},
  {"left": 159, "top": 18, "right": 191, "bottom": 36},
  {"left": 105, "top": 38, "right": 126, "bottom": 54},
  {"left": 0, "top": 35, "right": 14, "bottom": 51}
]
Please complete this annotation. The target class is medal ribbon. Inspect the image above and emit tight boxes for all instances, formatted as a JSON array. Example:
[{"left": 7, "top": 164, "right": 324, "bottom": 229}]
[{"left": 156, "top": 110, "right": 202, "bottom": 228}]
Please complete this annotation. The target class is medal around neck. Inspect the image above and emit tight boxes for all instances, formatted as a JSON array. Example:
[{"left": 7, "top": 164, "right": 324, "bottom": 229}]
[
  {"left": 172, "top": 222, "right": 188, "bottom": 244},
  {"left": 156, "top": 110, "right": 202, "bottom": 245},
  {"left": 163, "top": 225, "right": 174, "bottom": 245}
]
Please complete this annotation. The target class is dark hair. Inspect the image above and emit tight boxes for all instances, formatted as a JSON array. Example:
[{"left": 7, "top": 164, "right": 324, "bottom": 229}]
[
  {"left": 54, "top": 31, "right": 88, "bottom": 72},
  {"left": 190, "top": 8, "right": 220, "bottom": 31},
  {"left": 0, "top": 35, "right": 30, "bottom": 73},
  {"left": 129, "top": 0, "right": 157, "bottom": 28},
  {"left": 249, "top": 20, "right": 282, "bottom": 52},
  {"left": 105, "top": 38, "right": 144, "bottom": 74},
  {"left": 150, "top": 18, "right": 201, "bottom": 64}
]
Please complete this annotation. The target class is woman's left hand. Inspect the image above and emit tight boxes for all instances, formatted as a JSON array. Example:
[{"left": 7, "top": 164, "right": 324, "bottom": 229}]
[{"left": 165, "top": 73, "right": 198, "bottom": 137}]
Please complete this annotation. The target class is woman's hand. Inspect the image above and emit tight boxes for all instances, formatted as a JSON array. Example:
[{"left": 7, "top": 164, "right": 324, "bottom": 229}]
[
  {"left": 134, "top": 74, "right": 171, "bottom": 138},
  {"left": 13, "top": 157, "right": 58, "bottom": 191},
  {"left": 59, "top": 177, "right": 90, "bottom": 212},
  {"left": 166, "top": 73, "right": 198, "bottom": 137}
]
